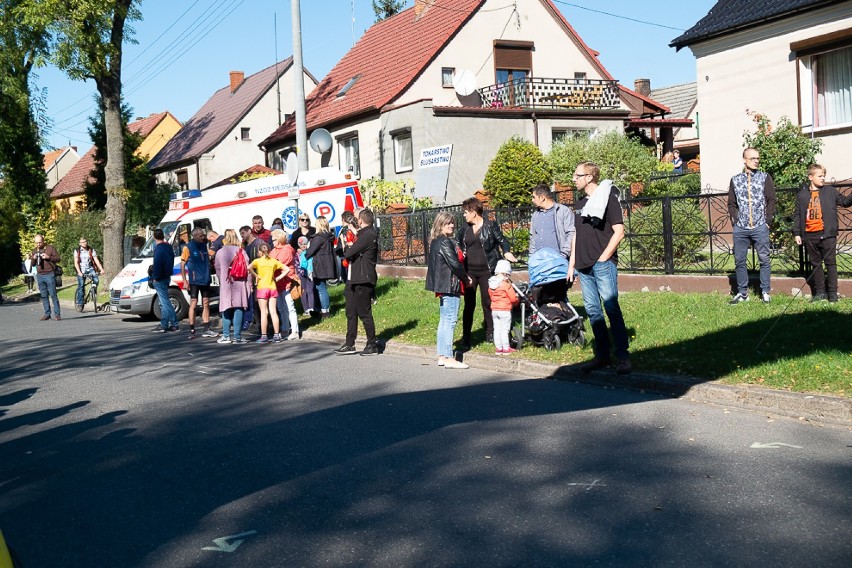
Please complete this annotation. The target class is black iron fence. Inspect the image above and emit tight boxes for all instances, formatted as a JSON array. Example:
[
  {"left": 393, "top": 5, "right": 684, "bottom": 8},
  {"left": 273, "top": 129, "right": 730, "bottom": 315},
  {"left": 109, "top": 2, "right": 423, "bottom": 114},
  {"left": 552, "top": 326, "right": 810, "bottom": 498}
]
[{"left": 375, "top": 188, "right": 852, "bottom": 277}]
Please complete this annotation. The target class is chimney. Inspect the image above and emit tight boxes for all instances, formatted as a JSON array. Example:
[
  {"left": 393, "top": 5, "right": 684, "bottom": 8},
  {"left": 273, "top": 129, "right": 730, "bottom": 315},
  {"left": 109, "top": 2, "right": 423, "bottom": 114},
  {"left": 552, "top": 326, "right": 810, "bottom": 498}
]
[
  {"left": 230, "top": 71, "right": 245, "bottom": 93},
  {"left": 634, "top": 78, "right": 651, "bottom": 97}
]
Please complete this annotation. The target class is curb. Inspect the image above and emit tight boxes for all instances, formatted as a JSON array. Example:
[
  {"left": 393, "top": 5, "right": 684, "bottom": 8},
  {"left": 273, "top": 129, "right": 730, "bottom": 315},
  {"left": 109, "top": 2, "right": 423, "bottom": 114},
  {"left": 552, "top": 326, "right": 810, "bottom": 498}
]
[{"left": 304, "top": 330, "right": 851, "bottom": 427}]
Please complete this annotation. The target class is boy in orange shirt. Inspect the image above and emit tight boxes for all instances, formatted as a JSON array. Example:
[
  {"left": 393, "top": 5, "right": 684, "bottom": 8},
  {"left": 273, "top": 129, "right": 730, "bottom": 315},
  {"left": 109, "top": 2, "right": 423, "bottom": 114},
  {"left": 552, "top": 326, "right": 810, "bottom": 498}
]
[
  {"left": 793, "top": 164, "right": 852, "bottom": 302},
  {"left": 488, "top": 260, "right": 519, "bottom": 355}
]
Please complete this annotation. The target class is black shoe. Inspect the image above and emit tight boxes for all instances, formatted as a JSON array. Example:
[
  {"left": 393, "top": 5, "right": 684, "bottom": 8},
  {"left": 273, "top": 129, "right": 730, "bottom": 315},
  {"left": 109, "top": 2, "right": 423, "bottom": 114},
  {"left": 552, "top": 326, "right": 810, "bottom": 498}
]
[
  {"left": 615, "top": 359, "right": 632, "bottom": 375},
  {"left": 360, "top": 343, "right": 378, "bottom": 356},
  {"left": 828, "top": 294, "right": 839, "bottom": 303},
  {"left": 810, "top": 293, "right": 827, "bottom": 303},
  {"left": 485, "top": 332, "right": 494, "bottom": 343},
  {"left": 334, "top": 344, "right": 357, "bottom": 355},
  {"left": 580, "top": 358, "right": 611, "bottom": 374}
]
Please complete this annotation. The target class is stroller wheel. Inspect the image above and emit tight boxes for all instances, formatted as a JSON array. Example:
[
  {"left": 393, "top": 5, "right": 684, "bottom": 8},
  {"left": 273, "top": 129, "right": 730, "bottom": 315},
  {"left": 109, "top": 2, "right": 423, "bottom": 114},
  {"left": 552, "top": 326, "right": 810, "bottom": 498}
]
[
  {"left": 543, "top": 330, "right": 561, "bottom": 351},
  {"left": 569, "top": 327, "right": 586, "bottom": 347},
  {"left": 511, "top": 323, "right": 525, "bottom": 351}
]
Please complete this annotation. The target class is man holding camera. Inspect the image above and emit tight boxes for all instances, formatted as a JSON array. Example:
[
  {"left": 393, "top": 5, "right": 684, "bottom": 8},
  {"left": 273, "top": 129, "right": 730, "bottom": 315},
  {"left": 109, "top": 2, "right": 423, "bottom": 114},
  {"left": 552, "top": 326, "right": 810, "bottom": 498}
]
[{"left": 31, "top": 234, "right": 62, "bottom": 321}]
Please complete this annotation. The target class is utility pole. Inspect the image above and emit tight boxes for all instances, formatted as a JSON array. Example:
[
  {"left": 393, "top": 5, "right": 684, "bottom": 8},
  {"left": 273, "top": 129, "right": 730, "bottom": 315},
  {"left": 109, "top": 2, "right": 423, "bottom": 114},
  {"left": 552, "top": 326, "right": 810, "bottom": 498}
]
[{"left": 292, "top": 0, "right": 308, "bottom": 170}]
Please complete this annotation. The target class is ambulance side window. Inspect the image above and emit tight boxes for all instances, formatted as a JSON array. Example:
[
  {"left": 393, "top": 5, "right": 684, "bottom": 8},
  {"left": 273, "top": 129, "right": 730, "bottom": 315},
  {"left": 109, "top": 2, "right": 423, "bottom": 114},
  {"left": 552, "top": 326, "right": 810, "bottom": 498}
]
[
  {"left": 193, "top": 219, "right": 212, "bottom": 233},
  {"left": 174, "top": 223, "right": 192, "bottom": 255}
]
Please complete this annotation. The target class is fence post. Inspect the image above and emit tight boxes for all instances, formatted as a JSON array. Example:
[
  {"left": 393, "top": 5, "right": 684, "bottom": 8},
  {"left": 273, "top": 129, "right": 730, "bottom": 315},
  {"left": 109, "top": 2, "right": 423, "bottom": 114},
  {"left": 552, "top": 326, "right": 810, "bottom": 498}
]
[
  {"left": 421, "top": 210, "right": 430, "bottom": 263},
  {"left": 662, "top": 197, "right": 674, "bottom": 274}
]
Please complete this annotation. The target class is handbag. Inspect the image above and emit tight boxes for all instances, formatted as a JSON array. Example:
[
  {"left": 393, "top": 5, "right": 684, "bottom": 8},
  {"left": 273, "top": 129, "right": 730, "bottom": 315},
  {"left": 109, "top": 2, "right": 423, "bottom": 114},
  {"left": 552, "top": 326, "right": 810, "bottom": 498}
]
[
  {"left": 289, "top": 275, "right": 303, "bottom": 300},
  {"left": 54, "top": 265, "right": 64, "bottom": 277},
  {"left": 55, "top": 275, "right": 63, "bottom": 287}
]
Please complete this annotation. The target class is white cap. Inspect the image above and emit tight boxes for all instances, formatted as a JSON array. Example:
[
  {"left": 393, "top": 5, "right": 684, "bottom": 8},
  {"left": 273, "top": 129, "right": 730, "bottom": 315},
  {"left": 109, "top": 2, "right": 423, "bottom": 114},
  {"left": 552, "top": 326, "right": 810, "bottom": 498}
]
[{"left": 495, "top": 259, "right": 512, "bottom": 275}]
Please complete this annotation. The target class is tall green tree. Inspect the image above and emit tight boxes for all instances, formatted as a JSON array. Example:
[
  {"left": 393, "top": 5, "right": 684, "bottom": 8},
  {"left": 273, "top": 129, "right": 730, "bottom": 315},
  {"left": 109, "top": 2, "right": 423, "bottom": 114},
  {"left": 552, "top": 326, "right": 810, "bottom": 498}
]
[
  {"left": 84, "top": 99, "right": 168, "bottom": 229},
  {"left": 21, "top": 0, "right": 139, "bottom": 283},
  {"left": 372, "top": 0, "right": 405, "bottom": 22},
  {"left": 0, "top": 0, "right": 50, "bottom": 256}
]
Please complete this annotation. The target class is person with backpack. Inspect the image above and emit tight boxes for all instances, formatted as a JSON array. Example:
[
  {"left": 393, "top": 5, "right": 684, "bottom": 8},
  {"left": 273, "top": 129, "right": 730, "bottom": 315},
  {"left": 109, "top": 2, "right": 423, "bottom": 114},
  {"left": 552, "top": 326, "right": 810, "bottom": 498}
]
[
  {"left": 74, "top": 237, "right": 105, "bottom": 311},
  {"left": 213, "top": 229, "right": 252, "bottom": 344}
]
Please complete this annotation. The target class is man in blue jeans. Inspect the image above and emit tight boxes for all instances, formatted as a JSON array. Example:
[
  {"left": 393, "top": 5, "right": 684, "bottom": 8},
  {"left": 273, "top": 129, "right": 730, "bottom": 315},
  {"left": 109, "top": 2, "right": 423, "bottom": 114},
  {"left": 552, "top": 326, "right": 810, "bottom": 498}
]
[
  {"left": 568, "top": 161, "right": 631, "bottom": 375},
  {"left": 727, "top": 147, "right": 776, "bottom": 304},
  {"left": 150, "top": 228, "right": 179, "bottom": 332}
]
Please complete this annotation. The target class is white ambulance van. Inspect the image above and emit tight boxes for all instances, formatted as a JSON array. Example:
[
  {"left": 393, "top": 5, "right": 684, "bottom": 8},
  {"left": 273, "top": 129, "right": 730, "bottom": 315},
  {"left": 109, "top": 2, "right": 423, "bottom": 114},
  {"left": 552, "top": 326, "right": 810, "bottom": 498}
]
[{"left": 108, "top": 167, "right": 363, "bottom": 319}]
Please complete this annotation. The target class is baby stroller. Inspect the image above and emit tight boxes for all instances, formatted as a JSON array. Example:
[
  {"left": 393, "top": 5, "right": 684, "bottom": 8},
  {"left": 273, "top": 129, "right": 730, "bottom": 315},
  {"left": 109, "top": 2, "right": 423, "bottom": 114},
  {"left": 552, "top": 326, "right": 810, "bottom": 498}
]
[{"left": 510, "top": 248, "right": 585, "bottom": 351}]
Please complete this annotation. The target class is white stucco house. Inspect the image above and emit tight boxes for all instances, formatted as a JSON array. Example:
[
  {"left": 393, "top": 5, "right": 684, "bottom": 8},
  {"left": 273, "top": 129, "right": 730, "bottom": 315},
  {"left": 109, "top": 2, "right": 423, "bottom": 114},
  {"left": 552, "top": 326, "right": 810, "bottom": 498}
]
[
  {"left": 260, "top": 0, "right": 676, "bottom": 204},
  {"left": 149, "top": 59, "right": 318, "bottom": 190},
  {"left": 671, "top": 0, "right": 852, "bottom": 191}
]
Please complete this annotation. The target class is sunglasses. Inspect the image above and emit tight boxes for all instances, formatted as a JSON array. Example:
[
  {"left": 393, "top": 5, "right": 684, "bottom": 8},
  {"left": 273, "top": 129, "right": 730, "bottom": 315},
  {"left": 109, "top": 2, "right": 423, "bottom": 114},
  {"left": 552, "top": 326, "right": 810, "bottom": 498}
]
[{"left": 299, "top": 218, "right": 309, "bottom": 222}]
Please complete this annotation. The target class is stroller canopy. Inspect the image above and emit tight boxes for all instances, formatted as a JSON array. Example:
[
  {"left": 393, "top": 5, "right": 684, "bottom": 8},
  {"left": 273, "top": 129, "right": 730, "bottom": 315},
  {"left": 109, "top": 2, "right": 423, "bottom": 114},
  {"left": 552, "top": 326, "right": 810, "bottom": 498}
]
[{"left": 528, "top": 247, "right": 568, "bottom": 286}]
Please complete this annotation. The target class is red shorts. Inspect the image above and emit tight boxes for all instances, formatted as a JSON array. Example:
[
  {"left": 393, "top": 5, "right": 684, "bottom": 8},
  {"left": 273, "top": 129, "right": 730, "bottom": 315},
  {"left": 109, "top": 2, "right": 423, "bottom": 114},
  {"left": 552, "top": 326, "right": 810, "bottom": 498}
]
[{"left": 256, "top": 287, "right": 278, "bottom": 300}]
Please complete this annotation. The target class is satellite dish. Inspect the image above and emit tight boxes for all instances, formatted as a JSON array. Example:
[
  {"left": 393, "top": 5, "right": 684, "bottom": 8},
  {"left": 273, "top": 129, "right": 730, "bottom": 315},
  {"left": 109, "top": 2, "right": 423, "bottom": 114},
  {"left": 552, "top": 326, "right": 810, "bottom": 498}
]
[
  {"left": 452, "top": 69, "right": 477, "bottom": 97},
  {"left": 309, "top": 128, "right": 332, "bottom": 154},
  {"left": 285, "top": 152, "right": 300, "bottom": 184}
]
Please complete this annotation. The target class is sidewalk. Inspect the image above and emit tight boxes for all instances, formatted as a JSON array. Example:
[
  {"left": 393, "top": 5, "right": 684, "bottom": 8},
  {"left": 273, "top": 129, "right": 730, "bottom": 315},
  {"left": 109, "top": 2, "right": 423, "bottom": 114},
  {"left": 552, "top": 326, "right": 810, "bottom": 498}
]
[
  {"left": 8, "top": 290, "right": 850, "bottom": 426},
  {"left": 304, "top": 329, "right": 852, "bottom": 427}
]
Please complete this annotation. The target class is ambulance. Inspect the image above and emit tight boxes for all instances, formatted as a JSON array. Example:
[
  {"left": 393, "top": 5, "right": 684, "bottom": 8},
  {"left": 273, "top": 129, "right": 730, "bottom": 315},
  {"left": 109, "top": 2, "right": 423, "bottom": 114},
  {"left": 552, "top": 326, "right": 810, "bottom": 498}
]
[{"left": 108, "top": 167, "right": 363, "bottom": 320}]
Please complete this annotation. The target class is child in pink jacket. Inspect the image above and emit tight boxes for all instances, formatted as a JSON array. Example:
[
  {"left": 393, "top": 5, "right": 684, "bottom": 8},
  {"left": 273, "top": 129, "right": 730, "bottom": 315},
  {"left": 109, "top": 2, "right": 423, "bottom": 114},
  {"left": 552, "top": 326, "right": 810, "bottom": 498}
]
[{"left": 488, "top": 260, "right": 519, "bottom": 354}]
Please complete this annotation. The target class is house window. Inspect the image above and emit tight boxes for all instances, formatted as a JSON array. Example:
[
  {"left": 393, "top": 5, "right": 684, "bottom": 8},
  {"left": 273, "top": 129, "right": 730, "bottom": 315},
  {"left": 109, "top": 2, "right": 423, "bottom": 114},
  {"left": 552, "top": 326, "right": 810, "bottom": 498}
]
[
  {"left": 552, "top": 128, "right": 595, "bottom": 143},
  {"left": 442, "top": 67, "right": 455, "bottom": 88},
  {"left": 574, "top": 72, "right": 587, "bottom": 85},
  {"left": 241, "top": 127, "right": 251, "bottom": 141},
  {"left": 794, "top": 33, "right": 852, "bottom": 130},
  {"left": 494, "top": 41, "right": 533, "bottom": 106},
  {"left": 391, "top": 129, "right": 413, "bottom": 173},
  {"left": 338, "top": 134, "right": 360, "bottom": 177},
  {"left": 176, "top": 170, "right": 189, "bottom": 190}
]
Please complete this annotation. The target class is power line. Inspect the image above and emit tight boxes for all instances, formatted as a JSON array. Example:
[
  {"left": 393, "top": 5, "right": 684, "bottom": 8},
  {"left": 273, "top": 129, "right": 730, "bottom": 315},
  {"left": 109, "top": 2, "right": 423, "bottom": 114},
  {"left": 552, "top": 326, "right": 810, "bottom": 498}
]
[
  {"left": 124, "top": 0, "right": 204, "bottom": 69},
  {"left": 551, "top": 0, "right": 686, "bottom": 31}
]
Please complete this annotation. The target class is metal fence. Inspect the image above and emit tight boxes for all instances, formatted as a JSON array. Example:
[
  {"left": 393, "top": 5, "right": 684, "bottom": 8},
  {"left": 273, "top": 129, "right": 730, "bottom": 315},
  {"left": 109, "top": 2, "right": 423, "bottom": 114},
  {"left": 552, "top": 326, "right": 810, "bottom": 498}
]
[{"left": 375, "top": 188, "right": 852, "bottom": 277}]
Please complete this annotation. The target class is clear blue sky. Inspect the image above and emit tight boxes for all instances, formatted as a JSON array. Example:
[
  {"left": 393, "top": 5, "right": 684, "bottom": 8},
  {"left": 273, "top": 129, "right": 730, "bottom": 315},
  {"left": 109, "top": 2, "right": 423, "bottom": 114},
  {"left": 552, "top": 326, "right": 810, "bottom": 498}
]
[{"left": 39, "top": 0, "right": 716, "bottom": 153}]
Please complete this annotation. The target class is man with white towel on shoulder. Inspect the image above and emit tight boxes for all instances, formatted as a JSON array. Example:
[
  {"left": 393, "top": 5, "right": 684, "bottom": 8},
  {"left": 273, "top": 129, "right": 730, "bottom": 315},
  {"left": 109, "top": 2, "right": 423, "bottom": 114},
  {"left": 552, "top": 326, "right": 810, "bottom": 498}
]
[{"left": 568, "top": 161, "right": 631, "bottom": 375}]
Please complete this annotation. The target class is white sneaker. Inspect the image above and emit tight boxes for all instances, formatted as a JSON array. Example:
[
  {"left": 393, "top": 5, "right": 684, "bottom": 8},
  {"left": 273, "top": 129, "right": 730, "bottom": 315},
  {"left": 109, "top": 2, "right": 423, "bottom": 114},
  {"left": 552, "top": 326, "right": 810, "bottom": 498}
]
[
  {"left": 202, "top": 328, "right": 219, "bottom": 338},
  {"left": 761, "top": 292, "right": 771, "bottom": 303},
  {"left": 287, "top": 332, "right": 299, "bottom": 341},
  {"left": 217, "top": 336, "right": 231, "bottom": 344},
  {"left": 443, "top": 359, "right": 469, "bottom": 369}
]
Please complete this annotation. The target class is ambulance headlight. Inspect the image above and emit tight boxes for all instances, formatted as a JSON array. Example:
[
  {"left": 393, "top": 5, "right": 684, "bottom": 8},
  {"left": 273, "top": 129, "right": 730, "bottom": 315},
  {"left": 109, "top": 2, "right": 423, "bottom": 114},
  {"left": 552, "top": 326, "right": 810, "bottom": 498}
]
[{"left": 121, "top": 283, "right": 145, "bottom": 298}]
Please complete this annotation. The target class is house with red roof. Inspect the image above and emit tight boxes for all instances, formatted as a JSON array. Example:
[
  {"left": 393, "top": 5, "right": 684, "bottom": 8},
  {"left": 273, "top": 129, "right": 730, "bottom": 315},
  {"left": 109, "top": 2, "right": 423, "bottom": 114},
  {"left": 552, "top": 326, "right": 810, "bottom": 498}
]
[
  {"left": 148, "top": 59, "right": 317, "bottom": 191},
  {"left": 671, "top": 0, "right": 852, "bottom": 190},
  {"left": 260, "top": 0, "right": 676, "bottom": 204},
  {"left": 43, "top": 146, "right": 80, "bottom": 191},
  {"left": 50, "top": 112, "right": 181, "bottom": 213}
]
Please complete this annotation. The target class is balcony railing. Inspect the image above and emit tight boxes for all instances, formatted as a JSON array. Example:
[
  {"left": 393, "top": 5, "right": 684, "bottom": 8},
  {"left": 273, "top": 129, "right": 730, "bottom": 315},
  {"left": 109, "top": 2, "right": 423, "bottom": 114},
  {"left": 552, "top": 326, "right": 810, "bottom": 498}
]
[{"left": 477, "top": 77, "right": 621, "bottom": 110}]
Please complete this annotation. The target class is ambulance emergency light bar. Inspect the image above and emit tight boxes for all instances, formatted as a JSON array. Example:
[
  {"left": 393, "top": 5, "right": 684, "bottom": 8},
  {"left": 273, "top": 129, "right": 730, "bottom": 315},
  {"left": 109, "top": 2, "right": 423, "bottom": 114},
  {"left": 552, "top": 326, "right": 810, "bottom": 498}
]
[{"left": 169, "top": 189, "right": 202, "bottom": 201}]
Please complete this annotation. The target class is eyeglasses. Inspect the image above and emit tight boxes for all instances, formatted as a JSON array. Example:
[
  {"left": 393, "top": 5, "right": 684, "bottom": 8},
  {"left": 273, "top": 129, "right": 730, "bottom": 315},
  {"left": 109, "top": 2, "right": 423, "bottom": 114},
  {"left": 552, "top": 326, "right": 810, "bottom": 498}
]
[{"left": 572, "top": 173, "right": 590, "bottom": 179}]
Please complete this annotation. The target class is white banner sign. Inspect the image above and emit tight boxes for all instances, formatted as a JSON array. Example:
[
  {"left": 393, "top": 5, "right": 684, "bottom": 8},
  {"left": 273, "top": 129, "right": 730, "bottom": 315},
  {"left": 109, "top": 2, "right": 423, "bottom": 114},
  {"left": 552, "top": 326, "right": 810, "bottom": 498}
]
[{"left": 415, "top": 144, "right": 453, "bottom": 199}]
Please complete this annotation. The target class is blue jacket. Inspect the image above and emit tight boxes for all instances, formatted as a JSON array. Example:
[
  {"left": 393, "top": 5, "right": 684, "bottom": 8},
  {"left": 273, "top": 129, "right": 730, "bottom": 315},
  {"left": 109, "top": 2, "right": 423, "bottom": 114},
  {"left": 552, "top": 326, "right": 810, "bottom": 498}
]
[{"left": 152, "top": 242, "right": 175, "bottom": 282}]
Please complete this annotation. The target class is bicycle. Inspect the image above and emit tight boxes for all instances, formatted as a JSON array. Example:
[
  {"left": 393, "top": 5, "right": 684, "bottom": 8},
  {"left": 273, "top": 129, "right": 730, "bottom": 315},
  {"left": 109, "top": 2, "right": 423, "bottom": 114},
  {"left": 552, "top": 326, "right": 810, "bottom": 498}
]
[{"left": 77, "top": 273, "right": 106, "bottom": 313}]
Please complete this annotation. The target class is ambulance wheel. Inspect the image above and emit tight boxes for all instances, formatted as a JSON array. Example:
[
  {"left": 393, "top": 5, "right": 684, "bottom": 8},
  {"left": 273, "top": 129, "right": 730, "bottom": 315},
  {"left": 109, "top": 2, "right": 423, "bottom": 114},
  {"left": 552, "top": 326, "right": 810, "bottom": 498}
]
[
  {"left": 510, "top": 323, "right": 524, "bottom": 351},
  {"left": 543, "top": 330, "right": 561, "bottom": 351},
  {"left": 153, "top": 289, "right": 189, "bottom": 321}
]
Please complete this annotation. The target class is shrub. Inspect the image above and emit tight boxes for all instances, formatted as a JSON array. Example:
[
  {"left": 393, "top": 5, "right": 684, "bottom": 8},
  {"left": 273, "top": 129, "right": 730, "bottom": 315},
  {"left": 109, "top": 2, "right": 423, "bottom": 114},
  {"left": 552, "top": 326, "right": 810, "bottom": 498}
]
[
  {"left": 626, "top": 199, "right": 708, "bottom": 268},
  {"left": 549, "top": 131, "right": 656, "bottom": 189},
  {"left": 360, "top": 178, "right": 432, "bottom": 212},
  {"left": 482, "top": 136, "right": 552, "bottom": 207},
  {"left": 641, "top": 172, "right": 701, "bottom": 199}
]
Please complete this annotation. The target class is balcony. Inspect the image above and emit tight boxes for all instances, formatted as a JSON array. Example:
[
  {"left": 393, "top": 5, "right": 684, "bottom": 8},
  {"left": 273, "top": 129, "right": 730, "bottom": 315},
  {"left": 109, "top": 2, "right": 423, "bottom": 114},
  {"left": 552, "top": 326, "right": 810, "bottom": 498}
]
[{"left": 477, "top": 77, "right": 621, "bottom": 111}]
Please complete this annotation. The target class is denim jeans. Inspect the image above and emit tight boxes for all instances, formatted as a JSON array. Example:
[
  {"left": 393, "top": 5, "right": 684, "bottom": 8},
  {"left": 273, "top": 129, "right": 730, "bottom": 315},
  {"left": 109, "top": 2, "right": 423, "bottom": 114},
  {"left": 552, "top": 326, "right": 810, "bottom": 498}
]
[
  {"left": 578, "top": 261, "right": 629, "bottom": 361},
  {"left": 436, "top": 295, "right": 460, "bottom": 358},
  {"left": 76, "top": 271, "right": 99, "bottom": 305},
  {"left": 153, "top": 279, "right": 178, "bottom": 329},
  {"left": 316, "top": 278, "right": 330, "bottom": 312},
  {"left": 276, "top": 288, "right": 299, "bottom": 334},
  {"left": 37, "top": 272, "right": 60, "bottom": 317},
  {"left": 733, "top": 224, "right": 771, "bottom": 295},
  {"left": 221, "top": 307, "right": 244, "bottom": 340}
]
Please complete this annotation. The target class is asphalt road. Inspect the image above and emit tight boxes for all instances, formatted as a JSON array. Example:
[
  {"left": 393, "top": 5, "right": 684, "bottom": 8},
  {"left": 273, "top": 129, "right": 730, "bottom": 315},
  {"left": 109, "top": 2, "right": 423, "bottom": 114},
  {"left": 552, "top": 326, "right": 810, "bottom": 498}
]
[{"left": 1, "top": 301, "right": 850, "bottom": 567}]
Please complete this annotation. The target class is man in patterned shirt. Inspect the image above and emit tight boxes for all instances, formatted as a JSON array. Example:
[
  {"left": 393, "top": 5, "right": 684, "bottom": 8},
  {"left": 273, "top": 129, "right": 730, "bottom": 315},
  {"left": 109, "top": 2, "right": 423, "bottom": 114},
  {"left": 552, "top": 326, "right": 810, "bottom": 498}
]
[{"left": 727, "top": 148, "right": 776, "bottom": 304}]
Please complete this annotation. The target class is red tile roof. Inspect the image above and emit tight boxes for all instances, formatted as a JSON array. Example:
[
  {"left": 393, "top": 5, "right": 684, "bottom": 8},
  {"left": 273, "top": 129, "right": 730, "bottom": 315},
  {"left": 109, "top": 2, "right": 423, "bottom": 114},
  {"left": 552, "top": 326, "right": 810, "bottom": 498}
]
[
  {"left": 43, "top": 147, "right": 71, "bottom": 171},
  {"left": 261, "top": 0, "right": 634, "bottom": 148},
  {"left": 50, "top": 146, "right": 96, "bottom": 199},
  {"left": 149, "top": 58, "right": 294, "bottom": 171},
  {"left": 49, "top": 113, "right": 169, "bottom": 199},
  {"left": 206, "top": 164, "right": 283, "bottom": 189}
]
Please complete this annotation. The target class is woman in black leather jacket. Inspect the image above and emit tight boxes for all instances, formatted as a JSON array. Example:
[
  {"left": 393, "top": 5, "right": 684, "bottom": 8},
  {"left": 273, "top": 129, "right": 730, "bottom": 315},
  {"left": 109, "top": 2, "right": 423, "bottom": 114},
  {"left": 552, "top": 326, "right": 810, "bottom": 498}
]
[
  {"left": 305, "top": 216, "right": 336, "bottom": 318},
  {"left": 426, "top": 212, "right": 472, "bottom": 369},
  {"left": 457, "top": 197, "right": 517, "bottom": 350}
]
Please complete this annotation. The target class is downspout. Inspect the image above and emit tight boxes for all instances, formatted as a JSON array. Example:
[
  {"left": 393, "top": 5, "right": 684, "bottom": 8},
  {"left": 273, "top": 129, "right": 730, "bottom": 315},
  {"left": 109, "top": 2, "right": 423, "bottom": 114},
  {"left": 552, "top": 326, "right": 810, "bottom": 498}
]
[
  {"left": 378, "top": 129, "right": 385, "bottom": 179},
  {"left": 195, "top": 158, "right": 201, "bottom": 190},
  {"left": 531, "top": 112, "right": 539, "bottom": 147}
]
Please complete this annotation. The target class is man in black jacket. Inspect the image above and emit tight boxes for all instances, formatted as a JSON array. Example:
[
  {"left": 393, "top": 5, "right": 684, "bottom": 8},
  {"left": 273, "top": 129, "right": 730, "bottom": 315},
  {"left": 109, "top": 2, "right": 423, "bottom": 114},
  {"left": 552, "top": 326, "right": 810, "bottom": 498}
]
[{"left": 336, "top": 208, "right": 379, "bottom": 355}]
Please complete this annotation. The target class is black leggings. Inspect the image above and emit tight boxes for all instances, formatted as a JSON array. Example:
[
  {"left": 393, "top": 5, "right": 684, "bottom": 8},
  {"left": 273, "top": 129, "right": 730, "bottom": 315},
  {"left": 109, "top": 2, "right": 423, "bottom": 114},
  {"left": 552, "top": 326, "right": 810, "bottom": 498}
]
[{"left": 462, "top": 270, "right": 492, "bottom": 341}]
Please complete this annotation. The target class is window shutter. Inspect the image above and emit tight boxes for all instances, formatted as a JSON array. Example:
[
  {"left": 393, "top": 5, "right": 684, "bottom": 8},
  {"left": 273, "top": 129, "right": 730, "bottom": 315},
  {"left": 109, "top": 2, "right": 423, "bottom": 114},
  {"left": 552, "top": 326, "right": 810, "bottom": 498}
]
[{"left": 494, "top": 42, "right": 532, "bottom": 70}]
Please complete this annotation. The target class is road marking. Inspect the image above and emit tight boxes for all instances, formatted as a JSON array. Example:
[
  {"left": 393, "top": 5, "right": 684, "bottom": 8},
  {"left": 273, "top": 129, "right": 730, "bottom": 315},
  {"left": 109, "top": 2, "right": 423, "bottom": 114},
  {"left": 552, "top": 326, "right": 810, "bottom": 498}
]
[
  {"left": 750, "top": 442, "right": 803, "bottom": 449},
  {"left": 566, "top": 479, "right": 605, "bottom": 490},
  {"left": 202, "top": 530, "right": 257, "bottom": 553}
]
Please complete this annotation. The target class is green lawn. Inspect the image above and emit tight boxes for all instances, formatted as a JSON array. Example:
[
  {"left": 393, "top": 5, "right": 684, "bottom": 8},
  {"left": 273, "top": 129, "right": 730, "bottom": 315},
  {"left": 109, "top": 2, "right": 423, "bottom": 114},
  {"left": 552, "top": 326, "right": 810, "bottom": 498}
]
[
  {"left": 5, "top": 276, "right": 849, "bottom": 397},
  {"left": 310, "top": 279, "right": 850, "bottom": 397}
]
